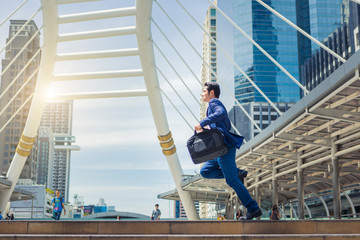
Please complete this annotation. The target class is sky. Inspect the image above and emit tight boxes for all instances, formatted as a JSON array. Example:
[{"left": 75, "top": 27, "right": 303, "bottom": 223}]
[{"left": 0, "top": 0, "right": 215, "bottom": 218}]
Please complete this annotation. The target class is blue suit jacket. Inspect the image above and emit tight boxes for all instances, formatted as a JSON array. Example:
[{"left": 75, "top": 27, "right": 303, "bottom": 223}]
[{"left": 200, "top": 98, "right": 244, "bottom": 149}]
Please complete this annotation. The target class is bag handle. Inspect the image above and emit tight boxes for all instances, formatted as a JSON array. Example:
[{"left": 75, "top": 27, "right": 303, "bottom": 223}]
[{"left": 194, "top": 128, "right": 209, "bottom": 135}]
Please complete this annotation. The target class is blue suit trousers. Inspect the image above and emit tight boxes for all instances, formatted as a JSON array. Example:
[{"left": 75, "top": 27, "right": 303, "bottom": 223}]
[{"left": 200, "top": 147, "right": 259, "bottom": 211}]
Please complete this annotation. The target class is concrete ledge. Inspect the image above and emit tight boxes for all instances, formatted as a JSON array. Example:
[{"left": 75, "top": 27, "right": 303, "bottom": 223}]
[
  {"left": 0, "top": 221, "right": 28, "bottom": 234},
  {"left": 0, "top": 220, "right": 360, "bottom": 235},
  {"left": 0, "top": 234, "right": 360, "bottom": 240}
]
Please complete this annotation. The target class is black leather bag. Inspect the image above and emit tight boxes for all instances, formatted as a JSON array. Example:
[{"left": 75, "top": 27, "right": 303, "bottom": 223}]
[{"left": 187, "top": 128, "right": 228, "bottom": 164}]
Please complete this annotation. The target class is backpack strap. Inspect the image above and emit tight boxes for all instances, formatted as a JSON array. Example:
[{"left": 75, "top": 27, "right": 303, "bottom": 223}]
[{"left": 53, "top": 197, "right": 63, "bottom": 204}]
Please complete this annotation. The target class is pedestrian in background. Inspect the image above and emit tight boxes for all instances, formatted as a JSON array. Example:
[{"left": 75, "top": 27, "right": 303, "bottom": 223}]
[
  {"left": 6, "top": 212, "right": 14, "bottom": 220},
  {"left": 270, "top": 204, "right": 280, "bottom": 220},
  {"left": 150, "top": 204, "right": 161, "bottom": 220},
  {"left": 236, "top": 209, "right": 246, "bottom": 220},
  {"left": 52, "top": 189, "right": 66, "bottom": 220},
  {"left": 217, "top": 213, "right": 224, "bottom": 220}
]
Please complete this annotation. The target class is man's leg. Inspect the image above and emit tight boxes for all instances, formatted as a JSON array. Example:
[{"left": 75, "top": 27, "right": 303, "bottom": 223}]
[
  {"left": 238, "top": 169, "right": 248, "bottom": 184},
  {"left": 55, "top": 212, "right": 61, "bottom": 220},
  {"left": 217, "top": 147, "right": 260, "bottom": 214},
  {"left": 200, "top": 159, "right": 224, "bottom": 179}
]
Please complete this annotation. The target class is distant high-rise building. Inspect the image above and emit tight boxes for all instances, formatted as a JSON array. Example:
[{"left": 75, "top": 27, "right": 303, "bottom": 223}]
[
  {"left": 36, "top": 127, "right": 54, "bottom": 187},
  {"left": 40, "top": 100, "right": 73, "bottom": 135},
  {"left": 200, "top": 5, "right": 218, "bottom": 119},
  {"left": 229, "top": 102, "right": 294, "bottom": 140},
  {"left": 199, "top": 202, "right": 218, "bottom": 219},
  {"left": 0, "top": 20, "right": 40, "bottom": 180},
  {"left": 174, "top": 200, "right": 199, "bottom": 219},
  {"left": 38, "top": 100, "right": 79, "bottom": 202}
]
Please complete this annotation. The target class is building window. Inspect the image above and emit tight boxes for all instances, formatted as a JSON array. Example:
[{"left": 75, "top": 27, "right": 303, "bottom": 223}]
[
  {"left": 210, "top": 9, "right": 216, "bottom": 17},
  {"left": 210, "top": 19, "right": 216, "bottom": 26}
]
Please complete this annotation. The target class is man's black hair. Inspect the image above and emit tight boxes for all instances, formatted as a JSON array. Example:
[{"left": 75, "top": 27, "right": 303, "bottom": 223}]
[{"left": 204, "top": 82, "right": 220, "bottom": 98}]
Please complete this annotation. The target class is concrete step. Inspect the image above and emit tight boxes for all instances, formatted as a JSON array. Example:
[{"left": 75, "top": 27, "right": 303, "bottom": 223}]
[
  {"left": 1, "top": 220, "right": 360, "bottom": 235},
  {"left": 0, "top": 234, "right": 360, "bottom": 240}
]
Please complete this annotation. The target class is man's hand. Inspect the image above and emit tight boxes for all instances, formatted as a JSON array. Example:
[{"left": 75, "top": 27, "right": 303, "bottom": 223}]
[{"left": 194, "top": 123, "right": 202, "bottom": 131}]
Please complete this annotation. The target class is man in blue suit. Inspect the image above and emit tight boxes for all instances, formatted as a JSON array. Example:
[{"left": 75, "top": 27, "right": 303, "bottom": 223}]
[{"left": 195, "top": 82, "right": 262, "bottom": 220}]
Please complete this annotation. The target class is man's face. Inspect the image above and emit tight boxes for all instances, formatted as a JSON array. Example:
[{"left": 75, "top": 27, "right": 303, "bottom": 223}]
[
  {"left": 55, "top": 190, "right": 60, "bottom": 197},
  {"left": 201, "top": 87, "right": 212, "bottom": 103},
  {"left": 155, "top": 205, "right": 158, "bottom": 210}
]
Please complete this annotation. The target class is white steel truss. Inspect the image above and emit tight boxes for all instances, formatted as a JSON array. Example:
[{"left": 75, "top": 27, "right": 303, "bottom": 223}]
[{"left": 0, "top": 0, "right": 199, "bottom": 220}]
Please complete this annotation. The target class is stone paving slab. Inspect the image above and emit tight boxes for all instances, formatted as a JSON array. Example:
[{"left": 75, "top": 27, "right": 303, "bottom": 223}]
[
  {"left": 0, "top": 220, "right": 360, "bottom": 235},
  {"left": 0, "top": 234, "right": 360, "bottom": 240}
]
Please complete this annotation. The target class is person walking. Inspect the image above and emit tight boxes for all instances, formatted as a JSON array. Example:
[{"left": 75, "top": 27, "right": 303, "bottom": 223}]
[
  {"left": 52, "top": 189, "right": 66, "bottom": 220},
  {"left": 150, "top": 204, "right": 161, "bottom": 220},
  {"left": 270, "top": 204, "right": 280, "bottom": 220},
  {"left": 0, "top": 211, "right": 3, "bottom": 221},
  {"left": 236, "top": 209, "right": 246, "bottom": 220},
  {"left": 6, "top": 213, "right": 14, "bottom": 220},
  {"left": 195, "top": 82, "right": 262, "bottom": 220}
]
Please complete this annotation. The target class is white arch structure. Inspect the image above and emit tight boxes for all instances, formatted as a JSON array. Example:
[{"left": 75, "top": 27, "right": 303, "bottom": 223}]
[{"left": 0, "top": 0, "right": 199, "bottom": 220}]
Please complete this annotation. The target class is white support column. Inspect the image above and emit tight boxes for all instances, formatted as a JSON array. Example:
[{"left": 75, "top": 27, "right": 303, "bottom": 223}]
[
  {"left": 135, "top": 0, "right": 199, "bottom": 220},
  {"left": 280, "top": 205, "right": 286, "bottom": 220},
  {"left": 319, "top": 196, "right": 330, "bottom": 219},
  {"left": 297, "top": 154, "right": 305, "bottom": 219},
  {"left": 343, "top": 191, "right": 356, "bottom": 218},
  {"left": 255, "top": 172, "right": 261, "bottom": 219},
  {"left": 272, "top": 163, "right": 278, "bottom": 206},
  {"left": 289, "top": 203, "right": 298, "bottom": 219},
  {"left": 331, "top": 138, "right": 341, "bottom": 219},
  {"left": 0, "top": 0, "right": 58, "bottom": 213},
  {"left": 304, "top": 201, "right": 312, "bottom": 219}
]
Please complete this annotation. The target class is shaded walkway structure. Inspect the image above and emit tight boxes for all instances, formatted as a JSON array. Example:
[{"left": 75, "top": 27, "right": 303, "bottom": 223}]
[{"left": 160, "top": 50, "right": 360, "bottom": 219}]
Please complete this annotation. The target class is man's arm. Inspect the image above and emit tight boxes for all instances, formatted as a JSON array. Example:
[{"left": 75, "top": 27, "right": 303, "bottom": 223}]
[
  {"left": 157, "top": 210, "right": 161, "bottom": 220},
  {"left": 199, "top": 102, "right": 226, "bottom": 128},
  {"left": 62, "top": 198, "right": 66, "bottom": 213}
]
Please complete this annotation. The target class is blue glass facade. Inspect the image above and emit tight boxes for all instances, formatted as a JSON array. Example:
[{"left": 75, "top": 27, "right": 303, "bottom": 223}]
[
  {"left": 218, "top": 0, "right": 301, "bottom": 104},
  {"left": 217, "top": 0, "right": 345, "bottom": 105},
  {"left": 308, "top": 0, "right": 343, "bottom": 53},
  {"left": 218, "top": 0, "right": 347, "bottom": 140},
  {"left": 301, "top": 1, "right": 360, "bottom": 91}
]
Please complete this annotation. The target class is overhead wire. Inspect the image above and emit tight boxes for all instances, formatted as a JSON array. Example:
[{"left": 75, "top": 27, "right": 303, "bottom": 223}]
[{"left": 154, "top": 0, "right": 261, "bottom": 133}]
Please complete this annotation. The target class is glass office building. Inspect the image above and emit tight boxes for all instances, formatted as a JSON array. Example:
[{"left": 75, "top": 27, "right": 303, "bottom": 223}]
[
  {"left": 307, "top": 0, "right": 343, "bottom": 53},
  {"left": 216, "top": 0, "right": 346, "bottom": 140},
  {"left": 217, "top": 0, "right": 344, "bottom": 105},
  {"left": 300, "top": 0, "right": 360, "bottom": 91},
  {"left": 218, "top": 0, "right": 301, "bottom": 104}
]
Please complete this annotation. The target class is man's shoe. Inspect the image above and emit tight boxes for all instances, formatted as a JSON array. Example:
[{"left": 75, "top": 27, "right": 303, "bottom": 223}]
[
  {"left": 238, "top": 169, "right": 248, "bottom": 184},
  {"left": 246, "top": 208, "right": 262, "bottom": 220}
]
